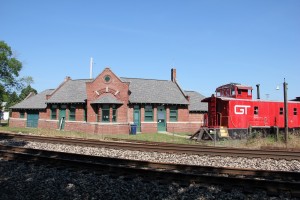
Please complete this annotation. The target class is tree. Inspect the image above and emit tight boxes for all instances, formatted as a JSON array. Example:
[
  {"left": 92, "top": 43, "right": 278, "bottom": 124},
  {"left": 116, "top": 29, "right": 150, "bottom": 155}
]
[
  {"left": 0, "top": 41, "right": 38, "bottom": 111},
  {"left": 6, "top": 92, "right": 19, "bottom": 109},
  {"left": 19, "top": 85, "right": 37, "bottom": 101},
  {"left": 0, "top": 41, "right": 23, "bottom": 91}
]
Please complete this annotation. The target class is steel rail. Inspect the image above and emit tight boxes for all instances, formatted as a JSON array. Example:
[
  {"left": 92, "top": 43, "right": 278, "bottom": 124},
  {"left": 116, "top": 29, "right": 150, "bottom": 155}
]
[
  {"left": 0, "top": 144, "right": 299, "bottom": 197},
  {"left": 1, "top": 132, "right": 300, "bottom": 160}
]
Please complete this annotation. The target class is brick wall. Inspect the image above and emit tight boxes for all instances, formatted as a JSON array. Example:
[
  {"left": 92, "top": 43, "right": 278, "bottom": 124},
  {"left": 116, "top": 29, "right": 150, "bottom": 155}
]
[
  {"left": 141, "top": 122, "right": 157, "bottom": 133},
  {"left": 11, "top": 111, "right": 25, "bottom": 118},
  {"left": 38, "top": 119, "right": 58, "bottom": 129},
  {"left": 189, "top": 112, "right": 205, "bottom": 122},
  {"left": 9, "top": 118, "right": 26, "bottom": 128},
  {"left": 86, "top": 68, "right": 129, "bottom": 123},
  {"left": 39, "top": 109, "right": 48, "bottom": 119},
  {"left": 64, "top": 122, "right": 130, "bottom": 134},
  {"left": 35, "top": 119, "right": 130, "bottom": 134},
  {"left": 9, "top": 68, "right": 205, "bottom": 135},
  {"left": 177, "top": 105, "right": 189, "bottom": 122}
]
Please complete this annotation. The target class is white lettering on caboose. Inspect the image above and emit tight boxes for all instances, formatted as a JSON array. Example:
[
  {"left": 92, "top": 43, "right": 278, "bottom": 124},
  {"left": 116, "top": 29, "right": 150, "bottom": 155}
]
[{"left": 234, "top": 105, "right": 251, "bottom": 115}]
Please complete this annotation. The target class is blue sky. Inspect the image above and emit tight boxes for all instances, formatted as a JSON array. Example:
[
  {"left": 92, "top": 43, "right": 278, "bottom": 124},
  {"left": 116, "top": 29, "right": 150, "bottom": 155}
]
[{"left": 1, "top": 0, "right": 299, "bottom": 100}]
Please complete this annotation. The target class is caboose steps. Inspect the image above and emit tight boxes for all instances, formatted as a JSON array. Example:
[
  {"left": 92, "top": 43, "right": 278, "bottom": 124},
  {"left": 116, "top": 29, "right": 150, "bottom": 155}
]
[{"left": 190, "top": 126, "right": 229, "bottom": 141}]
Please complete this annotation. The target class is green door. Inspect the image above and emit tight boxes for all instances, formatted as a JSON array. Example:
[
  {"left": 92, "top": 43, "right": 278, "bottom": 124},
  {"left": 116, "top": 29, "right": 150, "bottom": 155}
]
[
  {"left": 59, "top": 105, "right": 66, "bottom": 130},
  {"left": 133, "top": 105, "right": 141, "bottom": 132},
  {"left": 27, "top": 111, "right": 39, "bottom": 128},
  {"left": 157, "top": 106, "right": 166, "bottom": 132}
]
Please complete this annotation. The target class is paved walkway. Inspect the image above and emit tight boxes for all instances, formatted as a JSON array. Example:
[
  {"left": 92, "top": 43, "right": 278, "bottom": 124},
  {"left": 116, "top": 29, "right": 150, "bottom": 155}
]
[{"left": 157, "top": 131, "right": 190, "bottom": 139}]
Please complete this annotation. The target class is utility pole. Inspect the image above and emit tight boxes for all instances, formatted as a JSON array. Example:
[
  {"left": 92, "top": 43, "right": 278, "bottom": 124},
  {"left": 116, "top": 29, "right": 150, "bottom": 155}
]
[
  {"left": 283, "top": 78, "right": 288, "bottom": 144},
  {"left": 90, "top": 57, "right": 93, "bottom": 79}
]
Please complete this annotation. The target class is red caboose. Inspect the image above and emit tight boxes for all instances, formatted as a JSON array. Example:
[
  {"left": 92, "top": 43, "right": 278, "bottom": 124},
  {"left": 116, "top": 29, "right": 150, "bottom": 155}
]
[{"left": 201, "top": 83, "right": 300, "bottom": 136}]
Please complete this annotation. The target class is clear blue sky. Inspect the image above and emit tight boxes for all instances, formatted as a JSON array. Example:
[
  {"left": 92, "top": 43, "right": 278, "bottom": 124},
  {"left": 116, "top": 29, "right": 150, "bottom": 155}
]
[{"left": 1, "top": 0, "right": 299, "bottom": 100}]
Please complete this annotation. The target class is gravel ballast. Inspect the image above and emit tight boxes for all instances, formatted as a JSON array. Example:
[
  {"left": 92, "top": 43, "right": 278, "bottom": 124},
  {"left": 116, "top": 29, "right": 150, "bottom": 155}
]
[
  {"left": 1, "top": 139, "right": 299, "bottom": 172},
  {"left": 0, "top": 159, "right": 296, "bottom": 200},
  {"left": 0, "top": 138, "right": 299, "bottom": 199}
]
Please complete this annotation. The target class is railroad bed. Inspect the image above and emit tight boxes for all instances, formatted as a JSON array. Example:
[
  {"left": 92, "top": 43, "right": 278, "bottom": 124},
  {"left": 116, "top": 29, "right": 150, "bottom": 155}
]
[
  {"left": 1, "top": 159, "right": 295, "bottom": 200},
  {"left": 1, "top": 132, "right": 300, "bottom": 161},
  {"left": 1, "top": 144, "right": 299, "bottom": 199},
  {"left": 1, "top": 132, "right": 300, "bottom": 199},
  {"left": 0, "top": 132, "right": 299, "bottom": 172}
]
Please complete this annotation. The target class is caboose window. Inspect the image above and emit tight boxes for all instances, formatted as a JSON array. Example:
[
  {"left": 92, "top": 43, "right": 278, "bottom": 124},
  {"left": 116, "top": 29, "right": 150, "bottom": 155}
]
[
  {"left": 280, "top": 107, "right": 283, "bottom": 115},
  {"left": 294, "top": 108, "right": 297, "bottom": 115},
  {"left": 254, "top": 106, "right": 259, "bottom": 115}
]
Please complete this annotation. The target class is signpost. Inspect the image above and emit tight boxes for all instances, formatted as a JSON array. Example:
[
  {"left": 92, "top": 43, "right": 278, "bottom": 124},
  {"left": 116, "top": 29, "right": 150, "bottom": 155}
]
[{"left": 283, "top": 79, "right": 288, "bottom": 144}]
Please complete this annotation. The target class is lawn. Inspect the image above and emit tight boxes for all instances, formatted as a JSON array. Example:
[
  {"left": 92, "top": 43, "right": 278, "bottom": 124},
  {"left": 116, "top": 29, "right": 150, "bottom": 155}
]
[{"left": 0, "top": 126, "right": 299, "bottom": 149}]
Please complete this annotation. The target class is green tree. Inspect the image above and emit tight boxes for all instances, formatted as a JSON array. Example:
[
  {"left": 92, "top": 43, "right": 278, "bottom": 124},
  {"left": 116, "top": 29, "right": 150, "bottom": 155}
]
[
  {"left": 0, "top": 41, "right": 23, "bottom": 91},
  {"left": 6, "top": 91, "right": 19, "bottom": 109},
  {"left": 19, "top": 85, "right": 37, "bottom": 101},
  {"left": 0, "top": 41, "right": 37, "bottom": 110}
]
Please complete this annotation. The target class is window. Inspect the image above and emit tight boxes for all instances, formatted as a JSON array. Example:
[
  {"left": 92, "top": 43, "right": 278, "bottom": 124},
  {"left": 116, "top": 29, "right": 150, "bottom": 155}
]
[
  {"left": 20, "top": 111, "right": 25, "bottom": 118},
  {"left": 112, "top": 105, "right": 117, "bottom": 122},
  {"left": 51, "top": 105, "right": 57, "bottom": 120},
  {"left": 170, "top": 106, "right": 178, "bottom": 122},
  {"left": 69, "top": 105, "right": 76, "bottom": 121},
  {"left": 254, "top": 106, "right": 259, "bottom": 115},
  {"left": 294, "top": 108, "right": 297, "bottom": 115},
  {"left": 84, "top": 106, "right": 87, "bottom": 121},
  {"left": 280, "top": 107, "right": 283, "bottom": 115},
  {"left": 102, "top": 104, "right": 110, "bottom": 122},
  {"left": 248, "top": 90, "right": 252, "bottom": 96},
  {"left": 144, "top": 105, "right": 153, "bottom": 121},
  {"left": 104, "top": 75, "right": 111, "bottom": 83}
]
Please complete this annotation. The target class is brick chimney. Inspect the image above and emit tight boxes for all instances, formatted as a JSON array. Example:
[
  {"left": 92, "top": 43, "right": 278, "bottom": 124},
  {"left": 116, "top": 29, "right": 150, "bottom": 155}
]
[
  {"left": 171, "top": 68, "right": 176, "bottom": 82},
  {"left": 65, "top": 76, "right": 71, "bottom": 82}
]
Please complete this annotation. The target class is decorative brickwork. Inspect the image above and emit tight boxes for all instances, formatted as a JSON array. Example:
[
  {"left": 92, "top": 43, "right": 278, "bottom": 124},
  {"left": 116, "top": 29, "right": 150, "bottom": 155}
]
[{"left": 10, "top": 68, "right": 207, "bottom": 135}]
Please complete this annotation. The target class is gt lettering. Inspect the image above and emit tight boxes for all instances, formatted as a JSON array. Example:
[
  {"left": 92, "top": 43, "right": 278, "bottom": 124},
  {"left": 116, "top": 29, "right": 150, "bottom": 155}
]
[{"left": 234, "top": 105, "right": 251, "bottom": 115}]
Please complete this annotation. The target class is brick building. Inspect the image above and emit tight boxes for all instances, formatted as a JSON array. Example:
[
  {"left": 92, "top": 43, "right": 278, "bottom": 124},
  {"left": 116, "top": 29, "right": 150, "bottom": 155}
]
[{"left": 10, "top": 68, "right": 207, "bottom": 134}]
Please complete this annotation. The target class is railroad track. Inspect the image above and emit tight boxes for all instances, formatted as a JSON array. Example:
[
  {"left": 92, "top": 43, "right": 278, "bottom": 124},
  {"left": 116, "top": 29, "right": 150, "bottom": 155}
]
[
  {"left": 1, "top": 132, "right": 300, "bottom": 161},
  {"left": 0, "top": 144, "right": 299, "bottom": 198}
]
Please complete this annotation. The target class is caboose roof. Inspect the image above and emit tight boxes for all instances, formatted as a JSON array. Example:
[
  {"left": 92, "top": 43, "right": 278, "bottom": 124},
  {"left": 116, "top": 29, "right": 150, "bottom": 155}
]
[
  {"left": 216, "top": 83, "right": 252, "bottom": 91},
  {"left": 202, "top": 96, "right": 300, "bottom": 104},
  {"left": 235, "top": 85, "right": 253, "bottom": 90}
]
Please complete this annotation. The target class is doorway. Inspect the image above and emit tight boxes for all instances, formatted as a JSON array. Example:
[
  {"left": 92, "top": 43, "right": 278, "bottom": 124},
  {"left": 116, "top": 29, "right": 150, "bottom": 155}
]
[{"left": 157, "top": 106, "right": 166, "bottom": 132}]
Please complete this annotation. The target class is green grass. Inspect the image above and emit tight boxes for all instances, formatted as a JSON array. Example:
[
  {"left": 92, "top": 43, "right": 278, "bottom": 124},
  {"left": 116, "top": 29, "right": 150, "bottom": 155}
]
[
  {"left": 1, "top": 126, "right": 299, "bottom": 149},
  {"left": 0, "top": 126, "right": 197, "bottom": 144},
  {"left": 104, "top": 132, "right": 197, "bottom": 144}
]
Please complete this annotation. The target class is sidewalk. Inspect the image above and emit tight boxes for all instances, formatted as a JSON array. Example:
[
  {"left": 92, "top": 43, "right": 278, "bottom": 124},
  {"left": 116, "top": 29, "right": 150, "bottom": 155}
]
[{"left": 157, "top": 131, "right": 190, "bottom": 139}]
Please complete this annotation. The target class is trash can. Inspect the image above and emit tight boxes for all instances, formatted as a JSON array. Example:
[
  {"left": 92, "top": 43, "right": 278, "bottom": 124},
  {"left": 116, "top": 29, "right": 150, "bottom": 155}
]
[{"left": 130, "top": 124, "right": 137, "bottom": 135}]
